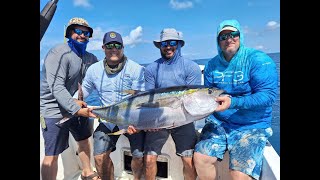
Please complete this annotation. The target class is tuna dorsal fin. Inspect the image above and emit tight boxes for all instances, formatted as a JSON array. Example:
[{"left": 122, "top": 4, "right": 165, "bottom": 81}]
[
  {"left": 122, "top": 89, "right": 141, "bottom": 95},
  {"left": 137, "top": 97, "right": 181, "bottom": 108}
]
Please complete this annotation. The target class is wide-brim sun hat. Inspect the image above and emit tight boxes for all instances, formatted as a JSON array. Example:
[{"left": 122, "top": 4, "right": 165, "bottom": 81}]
[
  {"left": 65, "top": 17, "right": 93, "bottom": 38},
  {"left": 153, "top": 28, "right": 185, "bottom": 48}
]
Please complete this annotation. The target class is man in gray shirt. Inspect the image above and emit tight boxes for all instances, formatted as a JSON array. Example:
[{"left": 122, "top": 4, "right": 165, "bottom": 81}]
[{"left": 40, "top": 17, "right": 100, "bottom": 180}]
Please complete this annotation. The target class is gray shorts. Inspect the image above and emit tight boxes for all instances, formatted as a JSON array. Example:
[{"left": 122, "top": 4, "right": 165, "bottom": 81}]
[
  {"left": 93, "top": 123, "right": 145, "bottom": 158},
  {"left": 144, "top": 123, "right": 197, "bottom": 157}
]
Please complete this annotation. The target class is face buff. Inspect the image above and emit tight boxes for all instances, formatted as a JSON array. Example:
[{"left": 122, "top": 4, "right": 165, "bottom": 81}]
[
  {"left": 104, "top": 55, "right": 127, "bottom": 74},
  {"left": 67, "top": 38, "right": 89, "bottom": 56}
]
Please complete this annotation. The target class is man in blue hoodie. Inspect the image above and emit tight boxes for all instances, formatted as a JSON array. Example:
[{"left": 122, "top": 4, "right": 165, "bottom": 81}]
[
  {"left": 144, "top": 28, "right": 202, "bottom": 180},
  {"left": 40, "top": 17, "right": 100, "bottom": 180},
  {"left": 193, "top": 19, "right": 278, "bottom": 180}
]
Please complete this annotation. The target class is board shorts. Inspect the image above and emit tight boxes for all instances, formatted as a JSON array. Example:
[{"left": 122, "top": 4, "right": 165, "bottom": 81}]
[
  {"left": 194, "top": 120, "right": 273, "bottom": 180},
  {"left": 93, "top": 123, "right": 145, "bottom": 158},
  {"left": 41, "top": 116, "right": 92, "bottom": 156},
  {"left": 144, "top": 122, "right": 198, "bottom": 157}
]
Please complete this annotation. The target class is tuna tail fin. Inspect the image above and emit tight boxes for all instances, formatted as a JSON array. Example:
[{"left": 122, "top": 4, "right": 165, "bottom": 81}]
[{"left": 107, "top": 129, "right": 127, "bottom": 135}]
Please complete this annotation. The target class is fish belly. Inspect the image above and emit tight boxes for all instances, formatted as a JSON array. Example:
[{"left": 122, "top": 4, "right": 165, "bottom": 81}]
[{"left": 119, "top": 107, "right": 194, "bottom": 130}]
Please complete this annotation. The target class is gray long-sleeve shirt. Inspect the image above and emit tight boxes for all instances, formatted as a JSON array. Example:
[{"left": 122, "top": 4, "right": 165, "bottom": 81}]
[{"left": 40, "top": 43, "right": 98, "bottom": 118}]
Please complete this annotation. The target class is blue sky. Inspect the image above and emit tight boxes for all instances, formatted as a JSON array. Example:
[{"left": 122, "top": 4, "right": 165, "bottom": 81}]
[{"left": 40, "top": 0, "right": 280, "bottom": 70}]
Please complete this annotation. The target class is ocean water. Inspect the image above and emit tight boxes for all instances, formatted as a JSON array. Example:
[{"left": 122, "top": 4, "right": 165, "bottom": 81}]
[{"left": 85, "top": 52, "right": 281, "bottom": 156}]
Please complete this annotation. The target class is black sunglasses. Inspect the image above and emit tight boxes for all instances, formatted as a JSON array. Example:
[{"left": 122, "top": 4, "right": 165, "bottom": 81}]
[
  {"left": 219, "top": 31, "right": 240, "bottom": 41},
  {"left": 74, "top": 28, "right": 91, "bottom": 37}
]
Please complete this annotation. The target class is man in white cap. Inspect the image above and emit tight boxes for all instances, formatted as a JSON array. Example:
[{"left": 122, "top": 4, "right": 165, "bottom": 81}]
[
  {"left": 40, "top": 17, "right": 100, "bottom": 180},
  {"left": 193, "top": 19, "right": 278, "bottom": 180},
  {"left": 143, "top": 28, "right": 202, "bottom": 180},
  {"left": 82, "top": 31, "right": 145, "bottom": 180}
]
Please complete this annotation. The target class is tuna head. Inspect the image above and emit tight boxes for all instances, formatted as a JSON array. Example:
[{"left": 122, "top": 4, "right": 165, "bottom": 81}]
[{"left": 182, "top": 87, "right": 225, "bottom": 117}]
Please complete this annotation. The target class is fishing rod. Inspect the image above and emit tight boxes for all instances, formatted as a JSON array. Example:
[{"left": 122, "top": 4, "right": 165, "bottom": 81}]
[{"left": 40, "top": 0, "right": 59, "bottom": 41}]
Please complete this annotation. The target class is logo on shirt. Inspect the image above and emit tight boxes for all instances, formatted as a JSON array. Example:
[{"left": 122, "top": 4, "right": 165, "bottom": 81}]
[{"left": 213, "top": 71, "right": 244, "bottom": 83}]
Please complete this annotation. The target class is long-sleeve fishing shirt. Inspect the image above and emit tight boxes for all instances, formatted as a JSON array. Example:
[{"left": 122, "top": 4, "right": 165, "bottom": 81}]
[
  {"left": 145, "top": 44, "right": 202, "bottom": 90},
  {"left": 204, "top": 19, "right": 279, "bottom": 130},
  {"left": 82, "top": 58, "right": 145, "bottom": 130},
  {"left": 40, "top": 43, "right": 98, "bottom": 118}
]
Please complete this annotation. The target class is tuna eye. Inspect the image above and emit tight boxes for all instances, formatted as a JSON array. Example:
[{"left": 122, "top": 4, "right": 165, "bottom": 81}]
[{"left": 208, "top": 89, "right": 212, "bottom": 94}]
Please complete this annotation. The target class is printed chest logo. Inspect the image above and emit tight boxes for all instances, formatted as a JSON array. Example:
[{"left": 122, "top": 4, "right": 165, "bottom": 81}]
[{"left": 213, "top": 71, "right": 244, "bottom": 82}]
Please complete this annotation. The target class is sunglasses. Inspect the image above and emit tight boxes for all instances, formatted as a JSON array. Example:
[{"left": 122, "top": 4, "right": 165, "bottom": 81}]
[
  {"left": 105, "top": 43, "right": 122, "bottom": 50},
  {"left": 74, "top": 28, "right": 91, "bottom": 37},
  {"left": 160, "top": 40, "right": 177, "bottom": 47},
  {"left": 219, "top": 31, "right": 240, "bottom": 41}
]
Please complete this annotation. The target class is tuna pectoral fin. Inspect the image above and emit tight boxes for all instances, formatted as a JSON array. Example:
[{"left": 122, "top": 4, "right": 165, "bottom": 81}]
[
  {"left": 137, "top": 97, "right": 181, "bottom": 108},
  {"left": 107, "top": 129, "right": 127, "bottom": 135}
]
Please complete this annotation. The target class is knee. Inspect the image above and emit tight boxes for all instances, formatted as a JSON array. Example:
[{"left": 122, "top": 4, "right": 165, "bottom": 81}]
[
  {"left": 144, "top": 156, "right": 157, "bottom": 168},
  {"left": 181, "top": 157, "right": 194, "bottom": 168},
  {"left": 42, "top": 155, "right": 59, "bottom": 165},
  {"left": 132, "top": 157, "right": 144, "bottom": 164},
  {"left": 94, "top": 152, "right": 111, "bottom": 163},
  {"left": 193, "top": 152, "right": 215, "bottom": 167}
]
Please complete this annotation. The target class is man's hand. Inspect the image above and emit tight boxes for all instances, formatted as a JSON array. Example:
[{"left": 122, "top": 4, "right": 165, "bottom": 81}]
[
  {"left": 75, "top": 107, "right": 97, "bottom": 118},
  {"left": 74, "top": 99, "right": 87, "bottom": 108},
  {"left": 126, "top": 125, "right": 140, "bottom": 135},
  {"left": 214, "top": 95, "right": 231, "bottom": 112}
]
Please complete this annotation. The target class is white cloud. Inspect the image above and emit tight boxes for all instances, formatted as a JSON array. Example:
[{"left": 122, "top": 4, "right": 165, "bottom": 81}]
[
  {"left": 87, "top": 26, "right": 144, "bottom": 50},
  {"left": 87, "top": 27, "right": 105, "bottom": 51},
  {"left": 73, "top": 0, "right": 92, "bottom": 8},
  {"left": 255, "top": 45, "right": 264, "bottom": 50},
  {"left": 266, "top": 21, "right": 280, "bottom": 30},
  {"left": 170, "top": 0, "right": 193, "bottom": 10},
  {"left": 123, "top": 26, "right": 143, "bottom": 47}
]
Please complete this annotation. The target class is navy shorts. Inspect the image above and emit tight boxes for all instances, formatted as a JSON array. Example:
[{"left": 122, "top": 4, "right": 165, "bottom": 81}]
[
  {"left": 93, "top": 123, "right": 145, "bottom": 158},
  {"left": 41, "top": 116, "right": 93, "bottom": 156},
  {"left": 144, "top": 122, "right": 197, "bottom": 157}
]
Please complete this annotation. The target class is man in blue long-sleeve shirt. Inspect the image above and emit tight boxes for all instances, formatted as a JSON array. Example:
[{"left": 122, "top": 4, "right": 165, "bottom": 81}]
[
  {"left": 193, "top": 19, "right": 278, "bottom": 180},
  {"left": 144, "top": 28, "right": 202, "bottom": 180}
]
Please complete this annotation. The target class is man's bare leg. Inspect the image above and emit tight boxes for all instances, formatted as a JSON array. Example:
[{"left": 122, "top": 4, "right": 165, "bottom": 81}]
[
  {"left": 193, "top": 152, "right": 217, "bottom": 180},
  {"left": 94, "top": 151, "right": 113, "bottom": 180},
  {"left": 131, "top": 157, "right": 144, "bottom": 180},
  {"left": 41, "top": 155, "right": 59, "bottom": 180},
  {"left": 144, "top": 155, "right": 158, "bottom": 180},
  {"left": 181, "top": 156, "right": 197, "bottom": 180},
  {"left": 77, "top": 138, "right": 100, "bottom": 179}
]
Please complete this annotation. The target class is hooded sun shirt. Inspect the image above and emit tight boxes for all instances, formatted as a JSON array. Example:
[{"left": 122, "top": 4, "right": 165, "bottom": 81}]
[
  {"left": 204, "top": 19, "right": 279, "bottom": 130},
  {"left": 145, "top": 41, "right": 202, "bottom": 90}
]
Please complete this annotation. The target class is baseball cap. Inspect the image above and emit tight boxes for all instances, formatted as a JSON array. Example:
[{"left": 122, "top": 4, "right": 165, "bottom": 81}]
[
  {"left": 218, "top": 25, "right": 238, "bottom": 35},
  {"left": 103, "top": 31, "right": 123, "bottom": 45}
]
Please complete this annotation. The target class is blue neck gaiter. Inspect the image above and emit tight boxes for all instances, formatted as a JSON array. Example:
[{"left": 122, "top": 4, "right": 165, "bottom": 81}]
[{"left": 67, "top": 38, "right": 89, "bottom": 57}]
